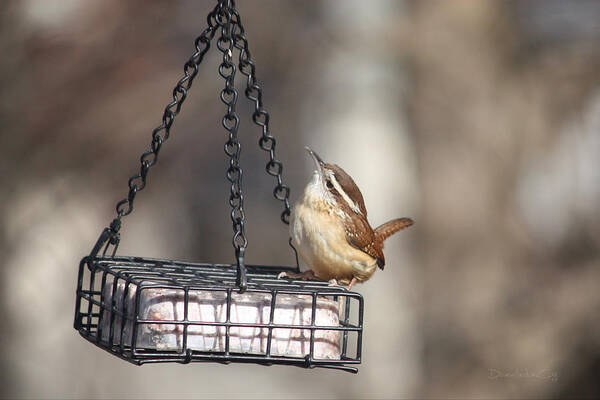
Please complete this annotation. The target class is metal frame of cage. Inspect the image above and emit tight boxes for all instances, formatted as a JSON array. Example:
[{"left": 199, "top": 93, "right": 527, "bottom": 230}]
[
  {"left": 74, "top": 256, "right": 363, "bottom": 372},
  {"left": 73, "top": 0, "right": 365, "bottom": 373}
]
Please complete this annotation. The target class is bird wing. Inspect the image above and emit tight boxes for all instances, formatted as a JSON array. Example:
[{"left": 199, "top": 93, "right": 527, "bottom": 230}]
[
  {"left": 344, "top": 214, "right": 386, "bottom": 269},
  {"left": 346, "top": 217, "right": 414, "bottom": 271}
]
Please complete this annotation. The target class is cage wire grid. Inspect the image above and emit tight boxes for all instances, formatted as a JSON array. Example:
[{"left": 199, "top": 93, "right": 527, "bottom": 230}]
[{"left": 74, "top": 256, "right": 364, "bottom": 372}]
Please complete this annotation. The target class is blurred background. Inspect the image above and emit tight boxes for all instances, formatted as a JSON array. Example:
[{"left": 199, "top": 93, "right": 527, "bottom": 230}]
[{"left": 1, "top": 0, "right": 600, "bottom": 398}]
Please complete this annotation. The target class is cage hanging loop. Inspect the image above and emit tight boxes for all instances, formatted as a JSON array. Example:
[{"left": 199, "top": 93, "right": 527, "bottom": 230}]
[
  {"left": 235, "top": 247, "right": 248, "bottom": 292},
  {"left": 89, "top": 217, "right": 121, "bottom": 259}
]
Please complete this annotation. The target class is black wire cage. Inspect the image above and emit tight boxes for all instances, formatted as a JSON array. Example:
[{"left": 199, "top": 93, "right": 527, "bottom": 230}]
[{"left": 74, "top": 0, "right": 364, "bottom": 373}]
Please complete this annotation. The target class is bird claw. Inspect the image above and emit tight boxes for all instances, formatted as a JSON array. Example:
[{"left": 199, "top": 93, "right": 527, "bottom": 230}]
[
  {"left": 277, "top": 270, "right": 318, "bottom": 281},
  {"left": 277, "top": 271, "right": 288, "bottom": 279},
  {"left": 328, "top": 277, "right": 357, "bottom": 290}
]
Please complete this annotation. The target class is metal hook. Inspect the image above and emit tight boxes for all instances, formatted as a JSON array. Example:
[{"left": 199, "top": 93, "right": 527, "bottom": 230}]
[
  {"left": 236, "top": 248, "right": 248, "bottom": 292},
  {"left": 289, "top": 237, "right": 300, "bottom": 273}
]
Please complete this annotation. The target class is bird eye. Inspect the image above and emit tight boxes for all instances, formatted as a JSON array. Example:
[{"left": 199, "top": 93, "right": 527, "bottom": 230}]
[{"left": 326, "top": 180, "right": 333, "bottom": 189}]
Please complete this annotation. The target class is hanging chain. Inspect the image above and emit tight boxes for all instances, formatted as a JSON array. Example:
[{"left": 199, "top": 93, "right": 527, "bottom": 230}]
[
  {"left": 216, "top": 0, "right": 248, "bottom": 290},
  {"left": 89, "top": 4, "right": 220, "bottom": 258},
  {"left": 89, "top": 0, "right": 295, "bottom": 282},
  {"left": 231, "top": 5, "right": 292, "bottom": 225}
]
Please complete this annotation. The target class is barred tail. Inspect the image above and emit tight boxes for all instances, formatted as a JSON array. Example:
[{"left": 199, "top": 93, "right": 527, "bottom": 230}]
[{"left": 374, "top": 218, "right": 414, "bottom": 242}]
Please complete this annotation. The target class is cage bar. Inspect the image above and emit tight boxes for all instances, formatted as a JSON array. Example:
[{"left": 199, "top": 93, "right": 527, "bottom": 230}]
[{"left": 74, "top": 256, "right": 363, "bottom": 372}]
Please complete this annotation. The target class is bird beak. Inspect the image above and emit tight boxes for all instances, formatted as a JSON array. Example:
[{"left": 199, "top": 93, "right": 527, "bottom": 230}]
[{"left": 305, "top": 146, "right": 325, "bottom": 176}]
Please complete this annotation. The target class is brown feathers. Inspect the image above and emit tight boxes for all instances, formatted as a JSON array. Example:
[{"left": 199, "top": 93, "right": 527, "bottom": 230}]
[
  {"left": 292, "top": 147, "right": 414, "bottom": 287},
  {"left": 330, "top": 162, "right": 414, "bottom": 272},
  {"left": 345, "top": 216, "right": 414, "bottom": 271},
  {"left": 345, "top": 213, "right": 385, "bottom": 269},
  {"left": 328, "top": 164, "right": 367, "bottom": 215},
  {"left": 375, "top": 218, "right": 414, "bottom": 242}
]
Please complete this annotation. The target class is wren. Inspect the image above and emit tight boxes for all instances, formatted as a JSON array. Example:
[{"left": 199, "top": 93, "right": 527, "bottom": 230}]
[{"left": 280, "top": 147, "right": 413, "bottom": 290}]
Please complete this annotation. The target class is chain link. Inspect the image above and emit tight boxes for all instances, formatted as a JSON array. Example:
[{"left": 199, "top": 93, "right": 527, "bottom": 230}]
[
  {"left": 216, "top": 0, "right": 248, "bottom": 290},
  {"left": 231, "top": 5, "right": 292, "bottom": 225},
  {"left": 218, "top": 10, "right": 244, "bottom": 249},
  {"left": 114, "top": 9, "right": 219, "bottom": 220},
  {"left": 90, "top": 4, "right": 220, "bottom": 257},
  {"left": 91, "top": 0, "right": 293, "bottom": 283}
]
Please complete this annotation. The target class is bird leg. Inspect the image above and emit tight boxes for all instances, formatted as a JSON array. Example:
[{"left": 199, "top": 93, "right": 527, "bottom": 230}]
[
  {"left": 347, "top": 277, "right": 357, "bottom": 290},
  {"left": 277, "top": 270, "right": 319, "bottom": 281},
  {"left": 329, "top": 278, "right": 357, "bottom": 290},
  {"left": 278, "top": 271, "right": 358, "bottom": 291}
]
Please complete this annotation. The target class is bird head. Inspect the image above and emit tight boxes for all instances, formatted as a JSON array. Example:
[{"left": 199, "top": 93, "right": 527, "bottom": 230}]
[{"left": 304, "top": 147, "right": 367, "bottom": 217}]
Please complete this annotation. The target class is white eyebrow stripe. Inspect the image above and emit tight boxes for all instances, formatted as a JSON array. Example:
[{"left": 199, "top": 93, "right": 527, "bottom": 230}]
[{"left": 328, "top": 172, "right": 363, "bottom": 215}]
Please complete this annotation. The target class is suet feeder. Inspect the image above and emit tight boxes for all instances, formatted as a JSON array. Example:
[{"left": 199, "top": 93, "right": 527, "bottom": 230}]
[{"left": 74, "top": 0, "right": 364, "bottom": 373}]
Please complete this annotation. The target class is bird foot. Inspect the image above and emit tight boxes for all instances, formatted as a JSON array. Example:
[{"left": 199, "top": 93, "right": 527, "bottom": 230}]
[
  {"left": 278, "top": 271, "right": 358, "bottom": 290},
  {"left": 277, "top": 270, "right": 318, "bottom": 281},
  {"left": 329, "top": 277, "right": 357, "bottom": 290}
]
